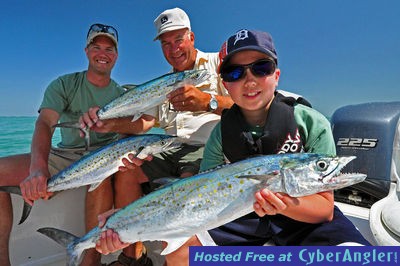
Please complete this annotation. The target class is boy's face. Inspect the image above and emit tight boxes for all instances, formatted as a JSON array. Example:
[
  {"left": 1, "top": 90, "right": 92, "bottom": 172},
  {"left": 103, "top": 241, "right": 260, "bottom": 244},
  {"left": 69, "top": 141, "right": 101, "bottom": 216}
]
[{"left": 222, "top": 50, "right": 280, "bottom": 112}]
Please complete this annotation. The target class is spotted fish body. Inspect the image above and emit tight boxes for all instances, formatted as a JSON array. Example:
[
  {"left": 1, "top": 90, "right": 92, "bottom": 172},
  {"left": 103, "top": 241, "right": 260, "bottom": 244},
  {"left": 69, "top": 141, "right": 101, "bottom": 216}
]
[
  {"left": 52, "top": 70, "right": 210, "bottom": 150},
  {"left": 38, "top": 153, "right": 366, "bottom": 266},
  {"left": 98, "top": 69, "right": 210, "bottom": 121},
  {"left": 2, "top": 134, "right": 181, "bottom": 224},
  {"left": 47, "top": 134, "right": 180, "bottom": 192}
]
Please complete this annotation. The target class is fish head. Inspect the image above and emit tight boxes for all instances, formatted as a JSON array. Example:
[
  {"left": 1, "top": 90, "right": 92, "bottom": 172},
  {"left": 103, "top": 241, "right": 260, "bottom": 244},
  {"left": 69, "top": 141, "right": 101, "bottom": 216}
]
[
  {"left": 280, "top": 154, "right": 367, "bottom": 197},
  {"left": 178, "top": 69, "right": 211, "bottom": 87},
  {"left": 136, "top": 135, "right": 182, "bottom": 159}
]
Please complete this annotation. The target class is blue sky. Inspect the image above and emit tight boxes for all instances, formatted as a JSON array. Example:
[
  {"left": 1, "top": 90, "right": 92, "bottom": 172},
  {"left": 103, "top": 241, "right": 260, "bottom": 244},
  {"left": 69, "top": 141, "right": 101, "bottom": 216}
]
[{"left": 0, "top": 0, "right": 399, "bottom": 117}]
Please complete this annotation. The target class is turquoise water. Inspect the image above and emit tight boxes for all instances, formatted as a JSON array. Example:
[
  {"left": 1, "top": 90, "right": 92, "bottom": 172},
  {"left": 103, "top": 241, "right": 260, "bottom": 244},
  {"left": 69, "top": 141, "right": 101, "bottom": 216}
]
[
  {"left": 0, "top": 116, "right": 61, "bottom": 157},
  {"left": 0, "top": 116, "right": 164, "bottom": 157}
]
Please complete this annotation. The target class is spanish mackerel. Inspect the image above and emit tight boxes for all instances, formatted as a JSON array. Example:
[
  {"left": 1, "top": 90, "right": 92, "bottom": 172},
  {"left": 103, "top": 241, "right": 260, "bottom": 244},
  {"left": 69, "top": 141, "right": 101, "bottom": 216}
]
[
  {"left": 53, "top": 69, "right": 210, "bottom": 148},
  {"left": 38, "top": 153, "right": 366, "bottom": 265},
  {"left": 97, "top": 69, "right": 210, "bottom": 120},
  {"left": 1, "top": 134, "right": 181, "bottom": 224}
]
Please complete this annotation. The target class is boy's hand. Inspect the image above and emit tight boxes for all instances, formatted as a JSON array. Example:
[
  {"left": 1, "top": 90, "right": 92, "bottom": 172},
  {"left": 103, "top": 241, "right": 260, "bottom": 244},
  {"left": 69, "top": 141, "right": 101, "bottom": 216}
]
[{"left": 253, "top": 188, "right": 299, "bottom": 217}]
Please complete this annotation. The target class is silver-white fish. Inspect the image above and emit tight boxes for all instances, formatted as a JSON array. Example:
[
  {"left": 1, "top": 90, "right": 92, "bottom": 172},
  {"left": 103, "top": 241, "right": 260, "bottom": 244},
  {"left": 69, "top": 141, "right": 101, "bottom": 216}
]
[
  {"left": 98, "top": 69, "right": 210, "bottom": 121},
  {"left": 1, "top": 134, "right": 181, "bottom": 224},
  {"left": 53, "top": 69, "right": 210, "bottom": 149},
  {"left": 38, "top": 153, "right": 366, "bottom": 266},
  {"left": 47, "top": 134, "right": 180, "bottom": 192}
]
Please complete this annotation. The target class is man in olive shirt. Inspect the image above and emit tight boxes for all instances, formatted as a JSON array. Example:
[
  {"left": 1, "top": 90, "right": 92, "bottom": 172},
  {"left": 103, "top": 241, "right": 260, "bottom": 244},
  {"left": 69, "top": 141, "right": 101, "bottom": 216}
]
[{"left": 0, "top": 24, "right": 154, "bottom": 266}]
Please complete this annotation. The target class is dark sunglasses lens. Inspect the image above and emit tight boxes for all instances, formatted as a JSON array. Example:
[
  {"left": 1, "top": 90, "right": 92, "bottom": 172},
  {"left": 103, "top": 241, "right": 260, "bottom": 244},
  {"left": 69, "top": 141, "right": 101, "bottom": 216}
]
[
  {"left": 222, "top": 66, "right": 244, "bottom": 82},
  {"left": 88, "top": 24, "right": 118, "bottom": 40},
  {"left": 221, "top": 59, "right": 275, "bottom": 82},
  {"left": 252, "top": 60, "right": 275, "bottom": 76},
  {"left": 90, "top": 24, "right": 102, "bottom": 32}
]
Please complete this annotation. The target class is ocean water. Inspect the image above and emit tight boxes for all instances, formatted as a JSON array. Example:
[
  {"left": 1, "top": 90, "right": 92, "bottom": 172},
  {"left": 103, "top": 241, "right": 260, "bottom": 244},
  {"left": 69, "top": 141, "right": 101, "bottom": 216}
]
[
  {"left": 0, "top": 116, "right": 61, "bottom": 157},
  {"left": 0, "top": 116, "right": 164, "bottom": 157}
]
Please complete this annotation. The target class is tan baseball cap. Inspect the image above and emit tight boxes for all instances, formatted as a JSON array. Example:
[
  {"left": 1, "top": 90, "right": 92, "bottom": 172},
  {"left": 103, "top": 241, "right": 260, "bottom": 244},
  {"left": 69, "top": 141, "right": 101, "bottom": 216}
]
[{"left": 86, "top": 23, "right": 118, "bottom": 48}]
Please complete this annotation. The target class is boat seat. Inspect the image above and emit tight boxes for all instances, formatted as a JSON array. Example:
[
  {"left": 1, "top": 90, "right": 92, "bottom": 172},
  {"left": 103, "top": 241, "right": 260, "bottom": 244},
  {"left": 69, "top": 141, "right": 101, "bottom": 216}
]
[
  {"left": 381, "top": 201, "right": 400, "bottom": 238},
  {"left": 369, "top": 183, "right": 400, "bottom": 245}
]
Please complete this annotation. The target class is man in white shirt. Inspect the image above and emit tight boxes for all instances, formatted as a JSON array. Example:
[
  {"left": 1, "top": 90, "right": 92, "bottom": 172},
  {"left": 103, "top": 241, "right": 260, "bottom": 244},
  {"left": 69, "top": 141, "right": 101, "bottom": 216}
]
[{"left": 94, "top": 7, "right": 233, "bottom": 266}]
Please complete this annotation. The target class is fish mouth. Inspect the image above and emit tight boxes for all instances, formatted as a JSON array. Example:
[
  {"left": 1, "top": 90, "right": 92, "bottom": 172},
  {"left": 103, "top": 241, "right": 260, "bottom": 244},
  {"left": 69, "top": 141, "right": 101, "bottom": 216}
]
[
  {"left": 321, "top": 156, "right": 355, "bottom": 180},
  {"left": 165, "top": 139, "right": 182, "bottom": 150},
  {"left": 325, "top": 156, "right": 367, "bottom": 186},
  {"left": 333, "top": 172, "right": 367, "bottom": 185}
]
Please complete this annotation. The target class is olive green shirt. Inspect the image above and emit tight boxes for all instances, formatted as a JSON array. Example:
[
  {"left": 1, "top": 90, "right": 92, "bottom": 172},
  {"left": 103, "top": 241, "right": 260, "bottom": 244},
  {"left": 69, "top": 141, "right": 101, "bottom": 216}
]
[{"left": 39, "top": 71, "right": 124, "bottom": 148}]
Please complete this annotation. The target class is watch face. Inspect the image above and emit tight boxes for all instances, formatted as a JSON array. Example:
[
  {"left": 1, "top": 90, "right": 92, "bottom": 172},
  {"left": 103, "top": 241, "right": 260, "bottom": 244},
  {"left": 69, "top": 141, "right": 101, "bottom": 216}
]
[{"left": 210, "top": 99, "right": 218, "bottom": 110}]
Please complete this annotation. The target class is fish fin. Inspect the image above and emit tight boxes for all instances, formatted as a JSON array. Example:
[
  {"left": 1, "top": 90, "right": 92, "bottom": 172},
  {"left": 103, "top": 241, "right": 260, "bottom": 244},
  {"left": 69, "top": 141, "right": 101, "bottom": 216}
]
[
  {"left": 0, "top": 185, "right": 22, "bottom": 195},
  {"left": 216, "top": 174, "right": 281, "bottom": 221},
  {"left": 160, "top": 237, "right": 191, "bottom": 255},
  {"left": 238, "top": 173, "right": 281, "bottom": 182},
  {"left": 83, "top": 127, "right": 90, "bottom": 151},
  {"left": 19, "top": 202, "right": 32, "bottom": 224},
  {"left": 151, "top": 177, "right": 180, "bottom": 191},
  {"left": 122, "top": 84, "right": 138, "bottom": 90},
  {"left": 52, "top": 121, "right": 81, "bottom": 129},
  {"left": 131, "top": 113, "right": 143, "bottom": 122},
  {"left": 152, "top": 177, "right": 180, "bottom": 186},
  {"left": 0, "top": 186, "right": 32, "bottom": 224},
  {"left": 37, "top": 227, "right": 78, "bottom": 247},
  {"left": 217, "top": 196, "right": 254, "bottom": 221},
  {"left": 134, "top": 146, "right": 146, "bottom": 159},
  {"left": 37, "top": 227, "right": 82, "bottom": 266},
  {"left": 88, "top": 182, "right": 102, "bottom": 192},
  {"left": 52, "top": 122, "right": 91, "bottom": 150},
  {"left": 238, "top": 174, "right": 283, "bottom": 194}
]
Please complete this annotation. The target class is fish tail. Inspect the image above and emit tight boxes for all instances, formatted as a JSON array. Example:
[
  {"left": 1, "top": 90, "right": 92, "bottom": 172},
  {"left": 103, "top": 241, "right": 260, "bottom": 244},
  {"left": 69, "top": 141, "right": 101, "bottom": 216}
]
[
  {"left": 52, "top": 122, "right": 91, "bottom": 150},
  {"left": 19, "top": 201, "right": 32, "bottom": 224},
  {"left": 37, "top": 227, "right": 82, "bottom": 266},
  {"left": 0, "top": 186, "right": 32, "bottom": 224}
]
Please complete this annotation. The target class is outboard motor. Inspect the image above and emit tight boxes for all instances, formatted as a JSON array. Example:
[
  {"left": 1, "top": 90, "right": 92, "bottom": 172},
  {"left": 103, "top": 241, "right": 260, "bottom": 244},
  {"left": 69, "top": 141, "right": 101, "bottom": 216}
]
[
  {"left": 331, "top": 102, "right": 400, "bottom": 207},
  {"left": 331, "top": 102, "right": 400, "bottom": 245}
]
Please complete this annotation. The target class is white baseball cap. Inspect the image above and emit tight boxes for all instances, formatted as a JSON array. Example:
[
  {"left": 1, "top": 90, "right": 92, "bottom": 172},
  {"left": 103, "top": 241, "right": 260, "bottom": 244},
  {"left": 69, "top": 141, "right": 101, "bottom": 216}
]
[{"left": 153, "top": 7, "right": 191, "bottom": 41}]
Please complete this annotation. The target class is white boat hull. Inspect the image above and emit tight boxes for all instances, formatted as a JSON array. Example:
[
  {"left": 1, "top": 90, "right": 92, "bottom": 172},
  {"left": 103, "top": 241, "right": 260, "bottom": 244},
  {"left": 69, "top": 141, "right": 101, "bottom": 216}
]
[{"left": 10, "top": 187, "right": 165, "bottom": 265}]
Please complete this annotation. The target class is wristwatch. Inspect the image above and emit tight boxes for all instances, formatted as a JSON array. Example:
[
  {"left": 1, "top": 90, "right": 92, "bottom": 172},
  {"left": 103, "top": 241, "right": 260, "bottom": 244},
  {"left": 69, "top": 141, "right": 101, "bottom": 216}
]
[{"left": 208, "top": 94, "right": 218, "bottom": 112}]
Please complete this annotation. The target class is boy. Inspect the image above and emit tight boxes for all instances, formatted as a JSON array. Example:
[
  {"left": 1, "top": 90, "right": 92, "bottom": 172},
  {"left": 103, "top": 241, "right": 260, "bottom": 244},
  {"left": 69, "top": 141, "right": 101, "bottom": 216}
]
[{"left": 96, "top": 29, "right": 370, "bottom": 266}]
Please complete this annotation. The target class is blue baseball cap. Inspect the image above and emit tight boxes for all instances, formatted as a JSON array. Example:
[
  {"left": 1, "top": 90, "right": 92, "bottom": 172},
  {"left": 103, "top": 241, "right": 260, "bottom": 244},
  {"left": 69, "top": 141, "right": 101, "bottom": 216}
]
[{"left": 218, "top": 29, "right": 278, "bottom": 73}]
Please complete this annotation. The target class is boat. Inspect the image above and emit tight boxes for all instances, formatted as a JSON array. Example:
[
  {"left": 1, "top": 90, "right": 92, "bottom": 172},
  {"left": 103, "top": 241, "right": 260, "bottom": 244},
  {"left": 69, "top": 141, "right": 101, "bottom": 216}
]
[
  {"left": 331, "top": 101, "right": 400, "bottom": 246},
  {"left": 9, "top": 101, "right": 400, "bottom": 265}
]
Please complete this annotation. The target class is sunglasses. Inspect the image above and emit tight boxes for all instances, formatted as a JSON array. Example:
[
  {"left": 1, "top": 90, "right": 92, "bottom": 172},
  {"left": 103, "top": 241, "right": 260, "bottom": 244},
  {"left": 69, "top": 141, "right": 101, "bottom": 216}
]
[
  {"left": 87, "top": 23, "right": 119, "bottom": 41},
  {"left": 220, "top": 59, "right": 276, "bottom": 82}
]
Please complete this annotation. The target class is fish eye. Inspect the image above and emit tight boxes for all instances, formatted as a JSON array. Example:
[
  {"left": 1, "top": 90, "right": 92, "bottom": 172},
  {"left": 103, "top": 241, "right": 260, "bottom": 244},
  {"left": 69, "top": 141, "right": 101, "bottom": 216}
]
[{"left": 316, "top": 159, "right": 329, "bottom": 171}]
